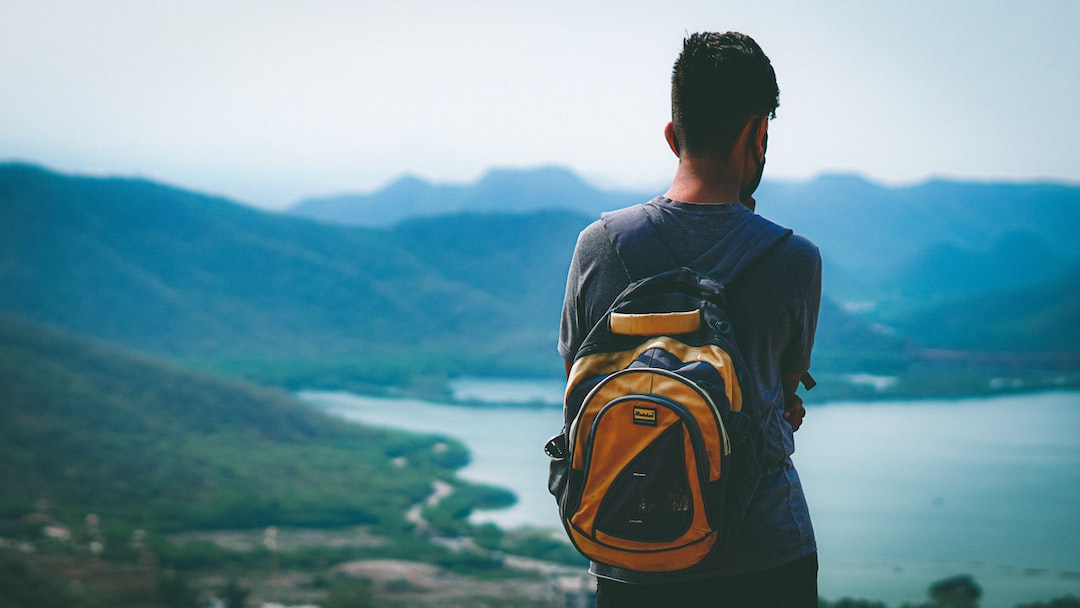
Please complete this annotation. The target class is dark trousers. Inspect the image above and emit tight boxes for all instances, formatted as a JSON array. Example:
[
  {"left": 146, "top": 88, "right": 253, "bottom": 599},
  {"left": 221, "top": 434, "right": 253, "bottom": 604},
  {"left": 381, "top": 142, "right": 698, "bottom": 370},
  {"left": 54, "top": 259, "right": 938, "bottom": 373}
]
[{"left": 595, "top": 552, "right": 818, "bottom": 608}]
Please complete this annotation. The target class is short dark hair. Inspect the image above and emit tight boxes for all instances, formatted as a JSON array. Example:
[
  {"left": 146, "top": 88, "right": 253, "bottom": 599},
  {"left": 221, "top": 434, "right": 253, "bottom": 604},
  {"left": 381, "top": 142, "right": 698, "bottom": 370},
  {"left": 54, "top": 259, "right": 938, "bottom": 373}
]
[{"left": 670, "top": 32, "right": 780, "bottom": 157}]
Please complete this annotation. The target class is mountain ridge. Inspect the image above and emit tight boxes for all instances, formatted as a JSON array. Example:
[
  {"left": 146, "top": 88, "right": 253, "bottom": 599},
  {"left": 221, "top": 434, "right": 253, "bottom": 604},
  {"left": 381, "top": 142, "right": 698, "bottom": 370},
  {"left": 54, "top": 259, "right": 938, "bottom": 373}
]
[
  {"left": 0, "top": 162, "right": 587, "bottom": 386},
  {"left": 290, "top": 165, "right": 649, "bottom": 226},
  {"left": 291, "top": 165, "right": 1080, "bottom": 281},
  {"left": 2, "top": 161, "right": 1077, "bottom": 397}
]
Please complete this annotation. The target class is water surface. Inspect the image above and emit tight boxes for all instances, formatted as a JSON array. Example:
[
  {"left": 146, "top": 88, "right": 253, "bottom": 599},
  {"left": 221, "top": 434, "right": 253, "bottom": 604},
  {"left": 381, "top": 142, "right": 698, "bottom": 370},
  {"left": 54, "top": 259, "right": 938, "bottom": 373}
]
[{"left": 300, "top": 387, "right": 1080, "bottom": 607}]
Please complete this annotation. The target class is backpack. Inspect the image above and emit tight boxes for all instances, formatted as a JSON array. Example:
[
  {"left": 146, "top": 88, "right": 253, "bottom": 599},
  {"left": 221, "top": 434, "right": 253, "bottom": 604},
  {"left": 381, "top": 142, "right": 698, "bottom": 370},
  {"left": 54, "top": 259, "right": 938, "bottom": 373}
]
[{"left": 546, "top": 204, "right": 793, "bottom": 573}]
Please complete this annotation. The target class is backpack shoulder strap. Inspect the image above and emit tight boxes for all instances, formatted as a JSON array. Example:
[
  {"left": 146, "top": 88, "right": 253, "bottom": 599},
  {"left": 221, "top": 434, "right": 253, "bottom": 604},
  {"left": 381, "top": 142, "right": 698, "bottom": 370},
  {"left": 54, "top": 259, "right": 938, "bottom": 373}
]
[
  {"left": 688, "top": 213, "right": 792, "bottom": 285},
  {"left": 601, "top": 204, "right": 678, "bottom": 280},
  {"left": 602, "top": 202, "right": 793, "bottom": 284}
]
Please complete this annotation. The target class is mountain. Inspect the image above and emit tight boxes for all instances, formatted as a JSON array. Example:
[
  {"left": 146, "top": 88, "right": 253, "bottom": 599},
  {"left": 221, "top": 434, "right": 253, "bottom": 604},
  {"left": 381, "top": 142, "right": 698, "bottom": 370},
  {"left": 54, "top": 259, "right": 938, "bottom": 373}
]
[
  {"left": 292, "top": 165, "right": 648, "bottom": 226},
  {"left": 876, "top": 231, "right": 1077, "bottom": 307},
  {"left": 0, "top": 162, "right": 589, "bottom": 386},
  {"left": 892, "top": 264, "right": 1080, "bottom": 355},
  {"left": 0, "top": 163, "right": 586, "bottom": 353},
  {"left": 291, "top": 168, "right": 1080, "bottom": 314},
  {"left": 293, "top": 171, "right": 1080, "bottom": 275},
  {"left": 756, "top": 175, "right": 1080, "bottom": 274},
  {"left": 389, "top": 210, "right": 588, "bottom": 334},
  {"left": 0, "top": 163, "right": 910, "bottom": 377},
  {"left": 0, "top": 313, "right": 476, "bottom": 531},
  {"left": 2, "top": 161, "right": 1076, "bottom": 398}
]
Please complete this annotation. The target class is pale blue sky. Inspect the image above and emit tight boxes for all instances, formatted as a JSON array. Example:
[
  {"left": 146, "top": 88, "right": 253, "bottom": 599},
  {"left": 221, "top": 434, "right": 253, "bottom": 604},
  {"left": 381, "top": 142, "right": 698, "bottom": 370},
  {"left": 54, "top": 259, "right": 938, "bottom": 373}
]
[{"left": 2, "top": 0, "right": 1077, "bottom": 208}]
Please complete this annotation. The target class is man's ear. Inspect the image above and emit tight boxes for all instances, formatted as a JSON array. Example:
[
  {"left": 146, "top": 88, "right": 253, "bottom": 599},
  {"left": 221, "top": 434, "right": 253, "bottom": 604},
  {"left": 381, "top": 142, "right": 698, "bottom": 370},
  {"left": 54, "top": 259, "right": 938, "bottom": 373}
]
[
  {"left": 753, "top": 115, "right": 769, "bottom": 158},
  {"left": 664, "top": 121, "right": 681, "bottom": 157}
]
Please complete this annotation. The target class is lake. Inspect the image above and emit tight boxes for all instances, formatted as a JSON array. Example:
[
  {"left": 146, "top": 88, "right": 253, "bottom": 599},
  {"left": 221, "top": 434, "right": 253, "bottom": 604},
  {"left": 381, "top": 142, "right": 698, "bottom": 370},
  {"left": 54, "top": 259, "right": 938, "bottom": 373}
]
[{"left": 299, "top": 384, "right": 1080, "bottom": 608}]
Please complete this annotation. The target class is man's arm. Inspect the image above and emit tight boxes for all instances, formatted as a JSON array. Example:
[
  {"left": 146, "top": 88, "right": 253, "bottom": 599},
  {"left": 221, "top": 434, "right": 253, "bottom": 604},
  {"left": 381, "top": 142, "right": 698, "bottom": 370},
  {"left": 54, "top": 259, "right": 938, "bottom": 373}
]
[
  {"left": 782, "top": 371, "right": 807, "bottom": 432},
  {"left": 781, "top": 241, "right": 822, "bottom": 433}
]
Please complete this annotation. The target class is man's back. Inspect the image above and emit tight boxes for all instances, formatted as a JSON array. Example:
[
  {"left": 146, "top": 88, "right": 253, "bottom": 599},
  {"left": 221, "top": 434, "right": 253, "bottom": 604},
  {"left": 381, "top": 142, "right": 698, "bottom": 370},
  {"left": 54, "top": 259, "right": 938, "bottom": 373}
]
[{"left": 559, "top": 196, "right": 821, "bottom": 580}]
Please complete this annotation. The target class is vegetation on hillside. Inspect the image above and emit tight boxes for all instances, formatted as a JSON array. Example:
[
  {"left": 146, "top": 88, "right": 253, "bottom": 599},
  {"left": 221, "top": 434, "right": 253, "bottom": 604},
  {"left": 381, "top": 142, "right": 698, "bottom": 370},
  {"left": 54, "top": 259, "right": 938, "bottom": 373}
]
[
  {"left": 1, "top": 314, "right": 582, "bottom": 605},
  {"left": 2, "top": 162, "right": 1079, "bottom": 400},
  {"left": 2, "top": 158, "right": 1079, "bottom": 605},
  {"left": 0, "top": 314, "right": 497, "bottom": 532}
]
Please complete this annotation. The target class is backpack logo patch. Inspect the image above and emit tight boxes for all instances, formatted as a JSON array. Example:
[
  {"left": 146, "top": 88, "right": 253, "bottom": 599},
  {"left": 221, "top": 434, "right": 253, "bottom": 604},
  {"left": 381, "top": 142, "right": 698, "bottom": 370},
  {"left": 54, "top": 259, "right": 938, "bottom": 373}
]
[{"left": 632, "top": 406, "right": 657, "bottom": 426}]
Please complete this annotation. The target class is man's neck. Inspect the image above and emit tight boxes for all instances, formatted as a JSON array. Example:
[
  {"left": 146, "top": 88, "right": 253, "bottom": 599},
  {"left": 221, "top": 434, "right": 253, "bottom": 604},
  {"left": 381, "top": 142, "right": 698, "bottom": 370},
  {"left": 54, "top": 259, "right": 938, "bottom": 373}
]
[{"left": 663, "top": 158, "right": 749, "bottom": 209}]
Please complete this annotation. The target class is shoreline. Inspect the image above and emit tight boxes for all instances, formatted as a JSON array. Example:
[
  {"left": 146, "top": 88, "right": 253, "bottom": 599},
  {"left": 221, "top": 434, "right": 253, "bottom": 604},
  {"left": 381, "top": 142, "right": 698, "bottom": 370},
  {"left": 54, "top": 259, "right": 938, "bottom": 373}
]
[{"left": 301, "top": 388, "right": 1080, "bottom": 608}]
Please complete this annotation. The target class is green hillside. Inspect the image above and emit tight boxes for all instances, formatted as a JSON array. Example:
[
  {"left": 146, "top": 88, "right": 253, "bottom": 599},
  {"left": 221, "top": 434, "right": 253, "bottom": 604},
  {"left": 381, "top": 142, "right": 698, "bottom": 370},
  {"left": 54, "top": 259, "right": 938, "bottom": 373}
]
[
  {"left": 0, "top": 162, "right": 586, "bottom": 388},
  {"left": 0, "top": 162, "right": 470, "bottom": 356},
  {"left": 2, "top": 162, "right": 1077, "bottom": 399},
  {"left": 758, "top": 175, "right": 1080, "bottom": 273},
  {"left": 290, "top": 167, "right": 1080, "bottom": 352},
  {"left": 389, "top": 210, "right": 587, "bottom": 329},
  {"left": 0, "top": 315, "right": 570, "bottom": 608},
  {"left": 893, "top": 264, "right": 1080, "bottom": 354},
  {"left": 293, "top": 170, "right": 1080, "bottom": 295},
  {"left": 0, "top": 314, "right": 501, "bottom": 533}
]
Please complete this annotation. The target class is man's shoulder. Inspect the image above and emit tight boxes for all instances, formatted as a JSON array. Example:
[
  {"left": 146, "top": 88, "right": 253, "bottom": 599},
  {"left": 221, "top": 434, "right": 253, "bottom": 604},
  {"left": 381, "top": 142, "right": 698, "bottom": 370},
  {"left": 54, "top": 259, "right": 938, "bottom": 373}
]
[
  {"left": 750, "top": 210, "right": 819, "bottom": 262},
  {"left": 779, "top": 231, "right": 820, "bottom": 260},
  {"left": 576, "top": 200, "right": 656, "bottom": 253},
  {"left": 575, "top": 217, "right": 612, "bottom": 253},
  {"left": 596, "top": 200, "right": 660, "bottom": 238},
  {"left": 758, "top": 231, "right": 820, "bottom": 281}
]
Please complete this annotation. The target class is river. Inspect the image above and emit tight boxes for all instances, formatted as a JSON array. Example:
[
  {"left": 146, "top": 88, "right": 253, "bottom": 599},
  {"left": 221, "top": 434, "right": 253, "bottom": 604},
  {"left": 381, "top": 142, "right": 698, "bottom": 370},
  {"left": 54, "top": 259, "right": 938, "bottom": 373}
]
[{"left": 299, "top": 384, "right": 1080, "bottom": 607}]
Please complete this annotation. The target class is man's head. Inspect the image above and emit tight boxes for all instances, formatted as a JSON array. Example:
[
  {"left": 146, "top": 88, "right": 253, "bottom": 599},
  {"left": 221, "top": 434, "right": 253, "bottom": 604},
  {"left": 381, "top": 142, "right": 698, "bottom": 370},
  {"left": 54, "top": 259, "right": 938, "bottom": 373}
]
[{"left": 669, "top": 32, "right": 779, "bottom": 160}]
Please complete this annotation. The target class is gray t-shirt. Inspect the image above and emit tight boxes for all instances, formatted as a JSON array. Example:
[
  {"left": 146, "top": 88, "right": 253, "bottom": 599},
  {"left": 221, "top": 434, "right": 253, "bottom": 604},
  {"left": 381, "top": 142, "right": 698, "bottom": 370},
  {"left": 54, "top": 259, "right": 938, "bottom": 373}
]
[{"left": 558, "top": 196, "right": 821, "bottom": 581}]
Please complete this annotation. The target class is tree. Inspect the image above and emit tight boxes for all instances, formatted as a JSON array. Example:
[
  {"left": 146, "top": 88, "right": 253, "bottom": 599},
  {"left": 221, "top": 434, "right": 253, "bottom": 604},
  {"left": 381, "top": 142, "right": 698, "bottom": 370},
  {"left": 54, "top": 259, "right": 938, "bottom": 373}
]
[
  {"left": 928, "top": 574, "right": 981, "bottom": 608},
  {"left": 322, "top": 577, "right": 375, "bottom": 608},
  {"left": 157, "top": 571, "right": 200, "bottom": 608},
  {"left": 221, "top": 579, "right": 250, "bottom": 608}
]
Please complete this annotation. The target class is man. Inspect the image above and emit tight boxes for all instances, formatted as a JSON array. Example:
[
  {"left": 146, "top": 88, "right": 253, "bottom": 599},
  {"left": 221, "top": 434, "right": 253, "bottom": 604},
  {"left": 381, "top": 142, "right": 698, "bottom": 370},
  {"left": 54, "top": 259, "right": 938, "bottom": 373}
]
[{"left": 558, "top": 32, "right": 821, "bottom": 607}]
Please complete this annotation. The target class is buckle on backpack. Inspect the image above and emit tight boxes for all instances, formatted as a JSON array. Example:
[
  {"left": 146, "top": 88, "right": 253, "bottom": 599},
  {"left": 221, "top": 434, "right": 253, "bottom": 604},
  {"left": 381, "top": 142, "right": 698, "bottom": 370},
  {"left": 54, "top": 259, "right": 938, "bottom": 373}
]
[{"left": 544, "top": 434, "right": 568, "bottom": 459}]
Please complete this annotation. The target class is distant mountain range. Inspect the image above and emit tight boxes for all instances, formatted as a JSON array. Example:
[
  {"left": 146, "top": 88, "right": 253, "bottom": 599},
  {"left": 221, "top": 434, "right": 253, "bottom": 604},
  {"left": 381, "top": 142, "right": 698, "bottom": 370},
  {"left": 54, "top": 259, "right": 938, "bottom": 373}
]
[
  {"left": 292, "top": 166, "right": 645, "bottom": 227},
  {"left": 293, "top": 167, "right": 1080, "bottom": 307},
  {"left": 2, "top": 161, "right": 1077, "bottom": 396},
  {"left": 292, "top": 168, "right": 1080, "bottom": 268}
]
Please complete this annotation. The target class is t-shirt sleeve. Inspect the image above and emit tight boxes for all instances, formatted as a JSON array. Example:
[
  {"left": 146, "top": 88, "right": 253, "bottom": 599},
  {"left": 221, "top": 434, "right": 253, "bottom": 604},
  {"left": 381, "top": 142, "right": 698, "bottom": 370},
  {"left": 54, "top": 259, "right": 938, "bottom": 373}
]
[
  {"left": 558, "top": 234, "right": 588, "bottom": 361},
  {"left": 558, "top": 220, "right": 628, "bottom": 361},
  {"left": 780, "top": 239, "right": 822, "bottom": 374}
]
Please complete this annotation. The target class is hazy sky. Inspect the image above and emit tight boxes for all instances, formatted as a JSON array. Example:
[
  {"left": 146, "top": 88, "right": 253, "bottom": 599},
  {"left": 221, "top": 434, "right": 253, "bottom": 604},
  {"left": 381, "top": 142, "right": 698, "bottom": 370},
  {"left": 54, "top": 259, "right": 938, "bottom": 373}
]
[{"left": 2, "top": 1, "right": 1078, "bottom": 209}]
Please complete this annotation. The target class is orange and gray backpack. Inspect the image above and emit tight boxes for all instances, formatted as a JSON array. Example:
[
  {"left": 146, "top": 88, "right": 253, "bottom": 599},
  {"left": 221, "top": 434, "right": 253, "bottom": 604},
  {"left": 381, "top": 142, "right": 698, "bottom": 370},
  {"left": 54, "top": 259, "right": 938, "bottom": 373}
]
[{"left": 546, "top": 204, "right": 794, "bottom": 573}]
